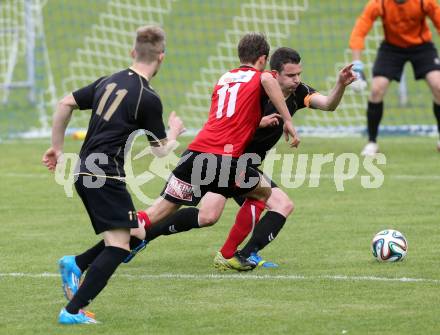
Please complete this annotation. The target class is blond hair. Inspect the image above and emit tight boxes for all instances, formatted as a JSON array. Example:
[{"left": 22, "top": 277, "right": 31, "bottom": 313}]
[{"left": 133, "top": 25, "right": 165, "bottom": 63}]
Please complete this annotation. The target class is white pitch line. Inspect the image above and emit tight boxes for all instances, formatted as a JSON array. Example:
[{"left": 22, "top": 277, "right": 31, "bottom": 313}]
[{"left": 0, "top": 272, "right": 439, "bottom": 284}]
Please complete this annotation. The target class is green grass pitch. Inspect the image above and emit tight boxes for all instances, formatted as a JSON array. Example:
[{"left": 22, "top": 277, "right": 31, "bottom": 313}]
[{"left": 1, "top": 136, "right": 439, "bottom": 334}]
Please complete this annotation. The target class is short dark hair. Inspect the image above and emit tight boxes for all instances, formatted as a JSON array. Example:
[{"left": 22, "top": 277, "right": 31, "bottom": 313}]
[
  {"left": 270, "top": 47, "right": 301, "bottom": 72},
  {"left": 237, "top": 33, "right": 270, "bottom": 64}
]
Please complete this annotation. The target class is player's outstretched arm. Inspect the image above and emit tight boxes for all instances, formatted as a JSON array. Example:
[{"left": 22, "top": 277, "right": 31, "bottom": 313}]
[
  {"left": 42, "top": 93, "right": 78, "bottom": 171},
  {"left": 150, "top": 111, "right": 185, "bottom": 158},
  {"left": 261, "top": 72, "right": 300, "bottom": 148},
  {"left": 310, "top": 64, "right": 356, "bottom": 111}
]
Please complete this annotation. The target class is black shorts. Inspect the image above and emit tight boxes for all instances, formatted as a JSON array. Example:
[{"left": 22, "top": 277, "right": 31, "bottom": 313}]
[
  {"left": 160, "top": 150, "right": 261, "bottom": 206},
  {"left": 75, "top": 174, "right": 138, "bottom": 234},
  {"left": 373, "top": 42, "right": 440, "bottom": 81},
  {"left": 232, "top": 167, "right": 278, "bottom": 206}
]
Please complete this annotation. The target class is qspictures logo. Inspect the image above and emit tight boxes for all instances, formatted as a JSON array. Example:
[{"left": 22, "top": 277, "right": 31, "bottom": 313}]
[{"left": 53, "top": 130, "right": 386, "bottom": 204}]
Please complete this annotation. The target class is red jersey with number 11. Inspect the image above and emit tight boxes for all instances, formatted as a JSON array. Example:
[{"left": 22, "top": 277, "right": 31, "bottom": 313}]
[{"left": 188, "top": 66, "right": 267, "bottom": 157}]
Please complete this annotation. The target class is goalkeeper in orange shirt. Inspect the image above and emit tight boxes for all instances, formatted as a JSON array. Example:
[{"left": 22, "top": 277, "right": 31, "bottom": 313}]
[{"left": 349, "top": 0, "right": 440, "bottom": 155}]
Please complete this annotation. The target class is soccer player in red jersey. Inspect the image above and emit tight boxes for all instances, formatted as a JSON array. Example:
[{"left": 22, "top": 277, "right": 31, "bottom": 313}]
[
  {"left": 126, "top": 47, "right": 355, "bottom": 270},
  {"left": 130, "top": 33, "right": 300, "bottom": 270}
]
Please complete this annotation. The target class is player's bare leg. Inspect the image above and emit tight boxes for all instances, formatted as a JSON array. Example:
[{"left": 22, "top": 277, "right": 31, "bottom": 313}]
[{"left": 198, "top": 193, "right": 227, "bottom": 226}]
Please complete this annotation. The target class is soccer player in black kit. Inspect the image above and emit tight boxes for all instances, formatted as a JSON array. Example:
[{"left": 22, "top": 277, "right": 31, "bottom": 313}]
[
  {"left": 42, "top": 25, "right": 184, "bottom": 324},
  {"left": 126, "top": 47, "right": 356, "bottom": 269}
]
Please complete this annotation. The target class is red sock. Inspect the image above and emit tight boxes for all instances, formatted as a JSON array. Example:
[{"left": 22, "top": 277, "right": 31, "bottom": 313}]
[
  {"left": 137, "top": 211, "right": 152, "bottom": 230},
  {"left": 220, "top": 199, "right": 266, "bottom": 259}
]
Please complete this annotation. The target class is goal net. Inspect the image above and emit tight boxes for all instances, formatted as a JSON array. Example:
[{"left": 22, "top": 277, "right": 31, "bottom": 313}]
[{"left": 0, "top": 0, "right": 438, "bottom": 140}]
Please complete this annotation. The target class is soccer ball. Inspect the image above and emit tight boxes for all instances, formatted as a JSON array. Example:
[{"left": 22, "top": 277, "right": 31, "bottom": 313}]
[{"left": 371, "top": 229, "right": 408, "bottom": 262}]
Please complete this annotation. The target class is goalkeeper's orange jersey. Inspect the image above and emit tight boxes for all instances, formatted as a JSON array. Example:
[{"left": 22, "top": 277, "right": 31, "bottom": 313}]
[{"left": 349, "top": 0, "right": 440, "bottom": 49}]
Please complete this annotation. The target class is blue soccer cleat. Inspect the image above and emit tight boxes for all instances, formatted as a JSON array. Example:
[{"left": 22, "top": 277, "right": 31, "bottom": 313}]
[
  {"left": 58, "top": 255, "right": 82, "bottom": 300},
  {"left": 123, "top": 239, "right": 148, "bottom": 263},
  {"left": 247, "top": 252, "right": 279, "bottom": 268},
  {"left": 58, "top": 308, "right": 98, "bottom": 325}
]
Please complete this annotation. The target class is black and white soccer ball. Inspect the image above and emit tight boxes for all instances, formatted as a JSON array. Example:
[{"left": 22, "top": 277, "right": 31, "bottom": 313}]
[{"left": 371, "top": 229, "right": 408, "bottom": 262}]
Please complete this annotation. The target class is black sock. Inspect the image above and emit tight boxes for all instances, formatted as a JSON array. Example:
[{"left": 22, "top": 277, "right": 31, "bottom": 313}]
[
  {"left": 433, "top": 102, "right": 440, "bottom": 136},
  {"left": 66, "top": 246, "right": 129, "bottom": 314},
  {"left": 129, "top": 236, "right": 143, "bottom": 249},
  {"left": 146, "top": 208, "right": 200, "bottom": 242},
  {"left": 240, "top": 211, "right": 287, "bottom": 258},
  {"left": 75, "top": 240, "right": 105, "bottom": 273},
  {"left": 367, "top": 101, "right": 383, "bottom": 142},
  {"left": 74, "top": 236, "right": 141, "bottom": 272}
]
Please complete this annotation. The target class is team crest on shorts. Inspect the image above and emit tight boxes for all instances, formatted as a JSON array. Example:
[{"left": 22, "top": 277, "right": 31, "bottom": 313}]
[{"left": 165, "top": 175, "right": 194, "bottom": 201}]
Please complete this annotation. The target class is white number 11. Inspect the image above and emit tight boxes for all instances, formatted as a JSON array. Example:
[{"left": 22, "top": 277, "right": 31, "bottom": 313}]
[{"left": 216, "top": 83, "right": 241, "bottom": 119}]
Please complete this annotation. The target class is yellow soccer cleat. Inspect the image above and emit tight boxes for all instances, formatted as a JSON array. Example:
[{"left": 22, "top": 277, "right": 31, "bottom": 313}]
[{"left": 213, "top": 251, "right": 256, "bottom": 272}]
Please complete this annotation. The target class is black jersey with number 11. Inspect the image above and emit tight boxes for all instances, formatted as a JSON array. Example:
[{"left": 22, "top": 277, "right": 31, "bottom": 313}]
[
  {"left": 244, "top": 82, "right": 316, "bottom": 161},
  {"left": 72, "top": 68, "right": 167, "bottom": 178}
]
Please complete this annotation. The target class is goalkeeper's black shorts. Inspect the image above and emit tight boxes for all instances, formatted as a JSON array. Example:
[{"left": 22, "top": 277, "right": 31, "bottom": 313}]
[{"left": 373, "top": 41, "right": 440, "bottom": 81}]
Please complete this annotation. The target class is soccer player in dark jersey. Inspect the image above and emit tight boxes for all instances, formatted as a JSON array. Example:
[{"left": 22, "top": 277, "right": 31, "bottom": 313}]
[
  {"left": 126, "top": 47, "right": 356, "bottom": 269},
  {"left": 42, "top": 25, "right": 184, "bottom": 324},
  {"left": 129, "top": 33, "right": 301, "bottom": 271},
  {"left": 226, "top": 48, "right": 355, "bottom": 266}
]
